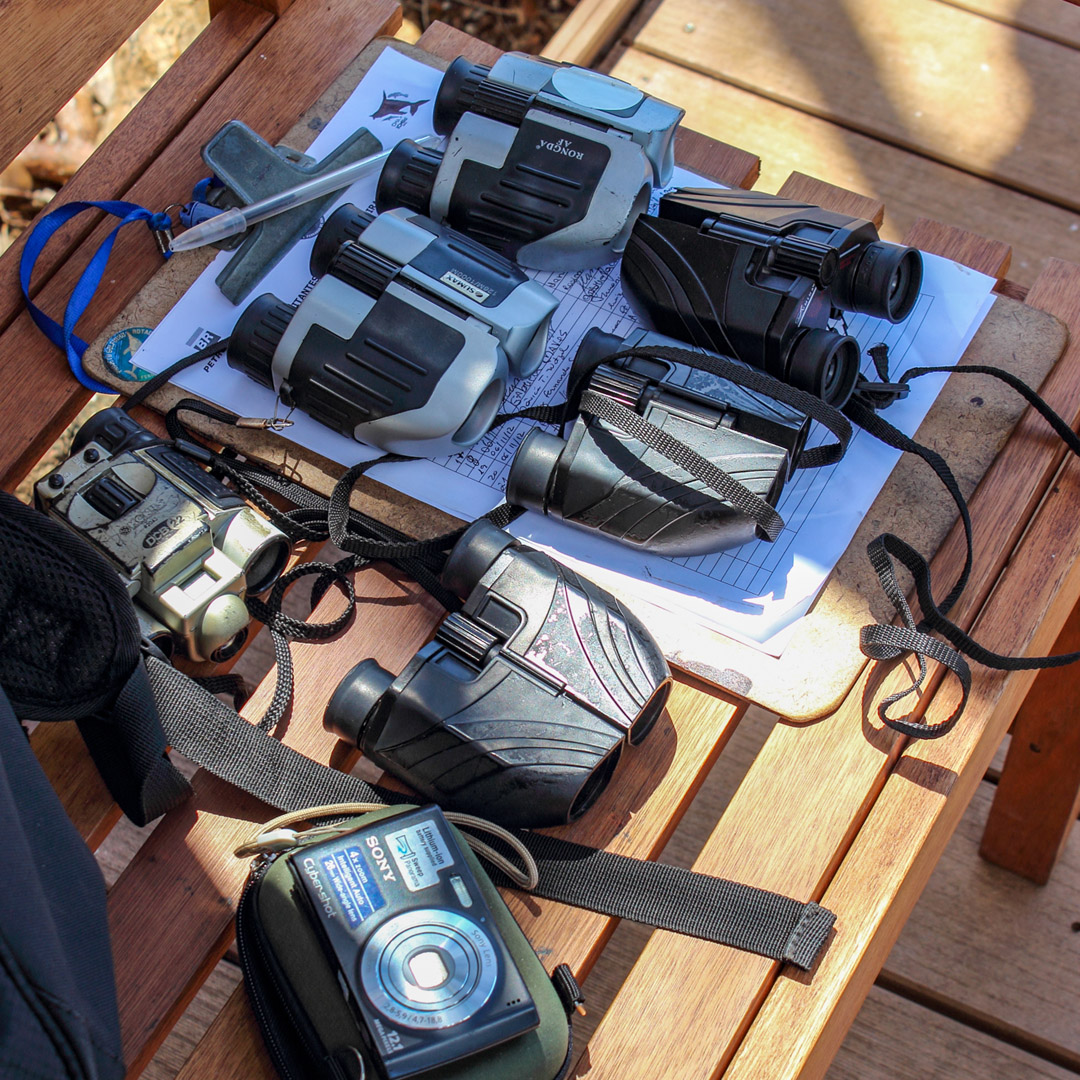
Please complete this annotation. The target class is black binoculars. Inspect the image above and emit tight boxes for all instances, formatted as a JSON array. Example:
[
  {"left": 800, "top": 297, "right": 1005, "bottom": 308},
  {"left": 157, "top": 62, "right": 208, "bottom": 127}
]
[
  {"left": 506, "top": 328, "right": 810, "bottom": 555},
  {"left": 621, "top": 188, "right": 923, "bottom": 407},
  {"left": 324, "top": 520, "right": 671, "bottom": 828}
]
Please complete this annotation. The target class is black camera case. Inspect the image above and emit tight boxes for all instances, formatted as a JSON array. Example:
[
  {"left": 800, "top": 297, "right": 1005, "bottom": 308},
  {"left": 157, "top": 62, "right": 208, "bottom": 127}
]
[{"left": 237, "top": 806, "right": 575, "bottom": 1080}]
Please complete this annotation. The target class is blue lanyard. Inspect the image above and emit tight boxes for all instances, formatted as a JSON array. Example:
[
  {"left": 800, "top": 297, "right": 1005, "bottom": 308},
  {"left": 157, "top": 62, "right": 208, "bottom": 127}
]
[{"left": 20, "top": 201, "right": 172, "bottom": 392}]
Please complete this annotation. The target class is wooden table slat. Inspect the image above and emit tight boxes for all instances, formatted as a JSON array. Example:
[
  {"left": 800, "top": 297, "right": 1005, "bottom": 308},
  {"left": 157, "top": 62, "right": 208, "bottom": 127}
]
[
  {"left": 0, "top": 0, "right": 275, "bottom": 343},
  {"left": 634, "top": 0, "right": 1080, "bottom": 211}
]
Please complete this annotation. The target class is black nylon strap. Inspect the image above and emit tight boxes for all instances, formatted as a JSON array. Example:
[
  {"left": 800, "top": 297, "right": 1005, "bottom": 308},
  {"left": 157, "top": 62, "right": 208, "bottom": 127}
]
[
  {"left": 852, "top": 363, "right": 1080, "bottom": 739},
  {"left": 77, "top": 661, "right": 193, "bottom": 826},
  {"left": 580, "top": 388, "right": 786, "bottom": 542},
  {"left": 144, "top": 655, "right": 834, "bottom": 970},
  {"left": 590, "top": 345, "right": 853, "bottom": 470}
]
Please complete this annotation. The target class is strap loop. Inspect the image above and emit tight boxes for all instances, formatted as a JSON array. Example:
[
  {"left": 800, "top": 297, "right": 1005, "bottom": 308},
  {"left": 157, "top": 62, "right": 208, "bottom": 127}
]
[{"left": 20, "top": 199, "right": 170, "bottom": 391}]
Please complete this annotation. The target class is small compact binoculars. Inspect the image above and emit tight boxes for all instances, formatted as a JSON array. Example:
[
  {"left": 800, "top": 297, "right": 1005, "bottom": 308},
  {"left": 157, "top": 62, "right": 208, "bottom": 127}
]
[
  {"left": 228, "top": 204, "right": 558, "bottom": 457},
  {"left": 35, "top": 408, "right": 291, "bottom": 662},
  {"left": 507, "top": 328, "right": 810, "bottom": 555},
  {"left": 324, "top": 520, "right": 671, "bottom": 828},
  {"left": 376, "top": 53, "right": 684, "bottom": 270},
  {"left": 621, "top": 188, "right": 924, "bottom": 406}
]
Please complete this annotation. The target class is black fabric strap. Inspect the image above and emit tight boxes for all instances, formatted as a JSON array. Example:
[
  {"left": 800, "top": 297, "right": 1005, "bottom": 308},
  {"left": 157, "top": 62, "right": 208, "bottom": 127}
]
[
  {"left": 580, "top": 388, "right": 786, "bottom": 541},
  {"left": 77, "top": 660, "right": 193, "bottom": 826},
  {"left": 143, "top": 654, "right": 834, "bottom": 970},
  {"left": 591, "top": 345, "right": 853, "bottom": 470},
  {"left": 851, "top": 363, "right": 1080, "bottom": 739}
]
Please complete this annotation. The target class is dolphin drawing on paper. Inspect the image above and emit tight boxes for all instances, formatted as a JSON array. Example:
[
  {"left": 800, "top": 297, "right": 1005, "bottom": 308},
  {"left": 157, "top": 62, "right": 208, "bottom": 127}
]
[{"left": 371, "top": 92, "right": 429, "bottom": 119}]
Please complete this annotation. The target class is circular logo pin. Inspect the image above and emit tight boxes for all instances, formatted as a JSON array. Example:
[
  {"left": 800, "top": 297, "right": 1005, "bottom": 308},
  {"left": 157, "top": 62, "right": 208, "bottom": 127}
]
[{"left": 103, "top": 327, "right": 154, "bottom": 382}]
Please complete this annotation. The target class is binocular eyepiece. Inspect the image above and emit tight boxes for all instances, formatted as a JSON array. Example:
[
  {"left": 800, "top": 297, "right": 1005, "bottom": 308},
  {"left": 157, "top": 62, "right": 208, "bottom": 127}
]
[
  {"left": 507, "top": 328, "right": 810, "bottom": 555},
  {"left": 324, "top": 520, "right": 671, "bottom": 828},
  {"left": 621, "top": 188, "right": 924, "bottom": 407},
  {"left": 227, "top": 205, "right": 558, "bottom": 457},
  {"left": 375, "top": 54, "right": 684, "bottom": 271}
]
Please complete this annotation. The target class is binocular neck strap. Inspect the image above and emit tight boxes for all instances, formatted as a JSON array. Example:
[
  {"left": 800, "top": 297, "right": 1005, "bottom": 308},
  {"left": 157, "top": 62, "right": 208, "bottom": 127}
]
[
  {"left": 848, "top": 363, "right": 1080, "bottom": 739},
  {"left": 142, "top": 654, "right": 834, "bottom": 972}
]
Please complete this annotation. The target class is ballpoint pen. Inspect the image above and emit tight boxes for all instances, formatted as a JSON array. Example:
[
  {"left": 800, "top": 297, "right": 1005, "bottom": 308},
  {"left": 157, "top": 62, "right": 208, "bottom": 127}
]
[{"left": 167, "top": 133, "right": 443, "bottom": 253}]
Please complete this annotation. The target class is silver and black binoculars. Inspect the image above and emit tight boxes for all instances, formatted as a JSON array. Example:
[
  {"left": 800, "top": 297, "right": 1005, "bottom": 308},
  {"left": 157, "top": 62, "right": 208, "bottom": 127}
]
[
  {"left": 227, "top": 204, "right": 559, "bottom": 457},
  {"left": 376, "top": 53, "right": 684, "bottom": 270},
  {"left": 35, "top": 408, "right": 291, "bottom": 662}
]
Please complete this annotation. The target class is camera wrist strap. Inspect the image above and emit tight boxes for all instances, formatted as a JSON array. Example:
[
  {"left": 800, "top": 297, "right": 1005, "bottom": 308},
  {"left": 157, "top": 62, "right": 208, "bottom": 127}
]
[{"left": 141, "top": 652, "right": 833, "bottom": 970}]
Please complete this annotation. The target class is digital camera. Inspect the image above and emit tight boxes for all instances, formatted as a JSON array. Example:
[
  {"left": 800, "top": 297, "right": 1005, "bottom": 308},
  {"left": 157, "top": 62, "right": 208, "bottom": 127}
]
[
  {"left": 228, "top": 204, "right": 559, "bottom": 457},
  {"left": 376, "top": 53, "right": 684, "bottom": 270},
  {"left": 290, "top": 805, "right": 539, "bottom": 1079},
  {"left": 506, "top": 327, "right": 810, "bottom": 555},
  {"left": 34, "top": 408, "right": 290, "bottom": 663},
  {"left": 621, "top": 188, "right": 924, "bottom": 406}
]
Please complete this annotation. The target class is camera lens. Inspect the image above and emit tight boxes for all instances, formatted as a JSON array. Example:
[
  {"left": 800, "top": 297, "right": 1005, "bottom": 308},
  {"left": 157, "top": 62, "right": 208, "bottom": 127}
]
[
  {"left": 787, "top": 328, "right": 860, "bottom": 407},
  {"left": 848, "top": 242, "right": 923, "bottom": 322}
]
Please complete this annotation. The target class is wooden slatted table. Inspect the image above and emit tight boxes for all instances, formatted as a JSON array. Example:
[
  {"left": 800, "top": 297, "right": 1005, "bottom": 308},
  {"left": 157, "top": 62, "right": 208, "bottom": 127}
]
[{"left": 4, "top": 4, "right": 1080, "bottom": 1079}]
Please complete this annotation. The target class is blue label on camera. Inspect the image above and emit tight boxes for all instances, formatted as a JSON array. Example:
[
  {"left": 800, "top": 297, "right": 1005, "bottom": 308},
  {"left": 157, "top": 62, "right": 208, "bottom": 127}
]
[{"left": 320, "top": 846, "right": 386, "bottom": 929}]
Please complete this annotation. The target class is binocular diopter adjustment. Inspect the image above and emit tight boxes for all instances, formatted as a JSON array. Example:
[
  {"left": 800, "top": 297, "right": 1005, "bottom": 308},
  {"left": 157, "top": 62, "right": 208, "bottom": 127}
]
[{"left": 324, "top": 520, "right": 672, "bottom": 828}]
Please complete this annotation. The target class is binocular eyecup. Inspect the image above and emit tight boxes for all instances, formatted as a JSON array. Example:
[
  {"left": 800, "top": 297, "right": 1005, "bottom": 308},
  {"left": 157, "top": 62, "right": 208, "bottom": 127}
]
[
  {"left": 375, "top": 138, "right": 441, "bottom": 218},
  {"left": 324, "top": 520, "right": 671, "bottom": 828}
]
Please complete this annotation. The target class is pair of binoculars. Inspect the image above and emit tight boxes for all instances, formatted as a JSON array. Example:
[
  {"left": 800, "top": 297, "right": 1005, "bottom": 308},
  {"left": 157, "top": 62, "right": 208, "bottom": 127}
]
[
  {"left": 622, "top": 188, "right": 924, "bottom": 406},
  {"left": 35, "top": 408, "right": 291, "bottom": 663},
  {"left": 507, "top": 328, "right": 811, "bottom": 556},
  {"left": 324, "top": 520, "right": 672, "bottom": 828},
  {"left": 228, "top": 204, "right": 558, "bottom": 458},
  {"left": 377, "top": 53, "right": 684, "bottom": 270}
]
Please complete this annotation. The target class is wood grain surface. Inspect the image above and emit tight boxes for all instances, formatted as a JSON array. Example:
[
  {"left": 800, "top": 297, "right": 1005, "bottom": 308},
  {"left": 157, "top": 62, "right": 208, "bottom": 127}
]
[
  {"left": 571, "top": 255, "right": 1080, "bottom": 1079},
  {"left": 0, "top": 0, "right": 402, "bottom": 493},
  {"left": 607, "top": 49, "right": 1080, "bottom": 286},
  {"left": 726, "top": 320, "right": 1080, "bottom": 1078},
  {"left": 0, "top": 0, "right": 161, "bottom": 174},
  {"left": 940, "top": 0, "right": 1080, "bottom": 47},
  {"left": 980, "top": 599, "right": 1080, "bottom": 882},
  {"left": 0, "top": 1, "right": 274, "bottom": 344},
  {"left": 634, "top": 0, "right": 1080, "bottom": 210},
  {"left": 544, "top": 0, "right": 644, "bottom": 66},
  {"left": 827, "top": 984, "right": 1078, "bottom": 1080}
]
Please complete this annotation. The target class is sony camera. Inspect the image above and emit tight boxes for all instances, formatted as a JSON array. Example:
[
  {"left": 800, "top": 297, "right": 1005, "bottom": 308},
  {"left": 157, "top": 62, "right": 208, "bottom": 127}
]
[
  {"left": 375, "top": 53, "right": 684, "bottom": 270},
  {"left": 506, "top": 327, "right": 810, "bottom": 555},
  {"left": 35, "top": 408, "right": 290, "bottom": 663},
  {"left": 324, "top": 520, "right": 671, "bottom": 828},
  {"left": 289, "top": 805, "right": 540, "bottom": 1079},
  {"left": 227, "top": 204, "right": 559, "bottom": 458},
  {"left": 621, "top": 188, "right": 924, "bottom": 406}
]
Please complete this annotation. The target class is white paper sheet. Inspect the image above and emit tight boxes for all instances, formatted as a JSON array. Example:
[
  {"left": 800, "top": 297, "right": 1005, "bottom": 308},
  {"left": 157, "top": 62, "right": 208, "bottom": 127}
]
[{"left": 131, "top": 48, "right": 996, "bottom": 654}]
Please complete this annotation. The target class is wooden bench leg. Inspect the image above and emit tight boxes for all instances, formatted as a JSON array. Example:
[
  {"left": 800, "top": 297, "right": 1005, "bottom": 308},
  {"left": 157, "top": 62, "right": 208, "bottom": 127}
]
[{"left": 980, "top": 599, "right": 1080, "bottom": 884}]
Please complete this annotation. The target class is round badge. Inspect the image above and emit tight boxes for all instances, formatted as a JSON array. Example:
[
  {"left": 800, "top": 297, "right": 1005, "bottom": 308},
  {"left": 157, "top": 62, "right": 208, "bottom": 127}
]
[{"left": 102, "top": 327, "right": 154, "bottom": 382}]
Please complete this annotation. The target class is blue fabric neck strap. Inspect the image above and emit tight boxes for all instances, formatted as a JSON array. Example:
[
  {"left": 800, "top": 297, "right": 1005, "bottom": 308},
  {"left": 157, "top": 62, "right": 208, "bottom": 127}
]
[{"left": 19, "top": 200, "right": 171, "bottom": 393}]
